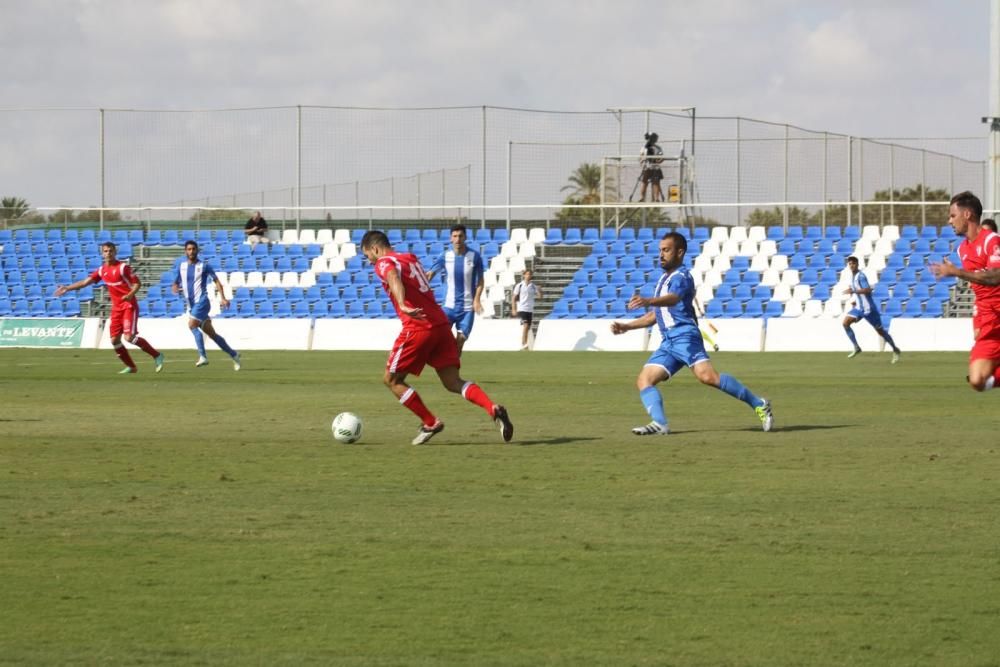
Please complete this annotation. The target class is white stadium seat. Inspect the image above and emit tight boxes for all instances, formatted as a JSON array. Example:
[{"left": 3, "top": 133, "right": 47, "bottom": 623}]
[
  {"left": 298, "top": 229, "right": 317, "bottom": 245},
  {"left": 263, "top": 271, "right": 282, "bottom": 288},
  {"left": 748, "top": 226, "right": 767, "bottom": 243},
  {"left": 729, "top": 226, "right": 748, "bottom": 243},
  {"left": 315, "top": 229, "right": 334, "bottom": 245},
  {"left": 333, "top": 229, "right": 352, "bottom": 244},
  {"left": 281, "top": 229, "right": 299, "bottom": 245},
  {"left": 510, "top": 228, "right": 529, "bottom": 244}
]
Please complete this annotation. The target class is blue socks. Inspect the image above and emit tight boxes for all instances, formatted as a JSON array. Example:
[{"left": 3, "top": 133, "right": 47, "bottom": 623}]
[
  {"left": 639, "top": 386, "right": 668, "bottom": 426},
  {"left": 881, "top": 330, "right": 900, "bottom": 353},
  {"left": 718, "top": 373, "right": 762, "bottom": 409},
  {"left": 843, "top": 325, "right": 859, "bottom": 349},
  {"left": 208, "top": 333, "right": 238, "bottom": 358},
  {"left": 192, "top": 328, "right": 207, "bottom": 357}
]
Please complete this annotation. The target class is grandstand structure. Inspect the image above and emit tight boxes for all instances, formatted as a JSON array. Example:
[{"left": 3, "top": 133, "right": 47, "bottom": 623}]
[{"left": 0, "top": 222, "right": 962, "bottom": 335}]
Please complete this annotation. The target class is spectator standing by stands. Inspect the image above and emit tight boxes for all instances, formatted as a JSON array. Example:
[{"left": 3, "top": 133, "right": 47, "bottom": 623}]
[{"left": 511, "top": 269, "right": 541, "bottom": 350}]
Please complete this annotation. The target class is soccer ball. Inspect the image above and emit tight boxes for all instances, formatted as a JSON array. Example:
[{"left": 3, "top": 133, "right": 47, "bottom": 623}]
[{"left": 331, "top": 412, "right": 363, "bottom": 444}]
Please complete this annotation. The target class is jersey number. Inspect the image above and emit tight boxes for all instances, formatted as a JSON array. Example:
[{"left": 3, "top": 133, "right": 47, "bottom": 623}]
[{"left": 409, "top": 263, "right": 432, "bottom": 293}]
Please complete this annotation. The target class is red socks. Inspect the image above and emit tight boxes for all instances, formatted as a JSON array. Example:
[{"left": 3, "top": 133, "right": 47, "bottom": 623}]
[
  {"left": 133, "top": 336, "right": 160, "bottom": 358},
  {"left": 400, "top": 388, "right": 437, "bottom": 427},
  {"left": 461, "top": 382, "right": 494, "bottom": 416},
  {"left": 113, "top": 344, "right": 135, "bottom": 369}
]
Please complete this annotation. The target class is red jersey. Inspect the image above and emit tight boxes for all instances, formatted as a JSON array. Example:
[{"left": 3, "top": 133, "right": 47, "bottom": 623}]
[
  {"left": 89, "top": 261, "right": 140, "bottom": 306},
  {"left": 373, "top": 251, "right": 449, "bottom": 330},
  {"left": 957, "top": 228, "right": 1000, "bottom": 310}
]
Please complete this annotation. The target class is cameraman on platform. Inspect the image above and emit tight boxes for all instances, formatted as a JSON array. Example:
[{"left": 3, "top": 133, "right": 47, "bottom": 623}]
[{"left": 639, "top": 132, "right": 664, "bottom": 202}]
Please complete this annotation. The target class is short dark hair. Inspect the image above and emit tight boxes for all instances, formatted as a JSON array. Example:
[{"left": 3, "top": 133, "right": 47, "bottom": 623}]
[
  {"left": 184, "top": 240, "right": 199, "bottom": 249},
  {"left": 950, "top": 190, "right": 983, "bottom": 220},
  {"left": 450, "top": 223, "right": 467, "bottom": 234},
  {"left": 361, "top": 230, "right": 390, "bottom": 251},
  {"left": 663, "top": 231, "right": 687, "bottom": 253},
  {"left": 846, "top": 255, "right": 859, "bottom": 264},
  {"left": 100, "top": 241, "right": 116, "bottom": 251},
  {"left": 982, "top": 218, "right": 997, "bottom": 233}
]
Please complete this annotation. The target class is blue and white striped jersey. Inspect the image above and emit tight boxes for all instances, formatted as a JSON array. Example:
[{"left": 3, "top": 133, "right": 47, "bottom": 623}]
[
  {"left": 175, "top": 259, "right": 218, "bottom": 309},
  {"left": 428, "top": 248, "right": 484, "bottom": 311},
  {"left": 850, "top": 270, "right": 878, "bottom": 315},
  {"left": 652, "top": 266, "right": 700, "bottom": 339}
]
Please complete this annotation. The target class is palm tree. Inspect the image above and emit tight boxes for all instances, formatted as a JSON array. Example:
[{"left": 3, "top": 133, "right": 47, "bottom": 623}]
[
  {"left": 1, "top": 196, "right": 30, "bottom": 220},
  {"left": 560, "top": 163, "right": 605, "bottom": 205}
]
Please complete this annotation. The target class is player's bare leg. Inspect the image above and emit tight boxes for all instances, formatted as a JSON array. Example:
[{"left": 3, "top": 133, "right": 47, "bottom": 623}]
[
  {"left": 968, "top": 358, "right": 1000, "bottom": 391},
  {"left": 455, "top": 331, "right": 467, "bottom": 356}
]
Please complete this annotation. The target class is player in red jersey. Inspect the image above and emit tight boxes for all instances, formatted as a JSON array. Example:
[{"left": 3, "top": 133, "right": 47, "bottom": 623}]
[
  {"left": 54, "top": 241, "right": 164, "bottom": 374},
  {"left": 360, "top": 230, "right": 514, "bottom": 445},
  {"left": 928, "top": 191, "right": 1000, "bottom": 391}
]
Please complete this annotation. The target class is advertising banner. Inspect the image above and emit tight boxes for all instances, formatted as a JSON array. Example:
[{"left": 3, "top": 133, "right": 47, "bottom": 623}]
[{"left": 0, "top": 318, "right": 87, "bottom": 348}]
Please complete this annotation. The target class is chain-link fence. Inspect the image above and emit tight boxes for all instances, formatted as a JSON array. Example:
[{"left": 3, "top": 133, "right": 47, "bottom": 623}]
[{"left": 0, "top": 106, "right": 986, "bottom": 233}]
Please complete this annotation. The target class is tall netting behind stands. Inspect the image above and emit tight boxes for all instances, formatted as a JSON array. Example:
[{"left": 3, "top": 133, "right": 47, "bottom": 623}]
[
  {"left": 103, "top": 108, "right": 297, "bottom": 221},
  {"left": 300, "top": 106, "right": 481, "bottom": 231},
  {"left": 0, "top": 109, "right": 100, "bottom": 212}
]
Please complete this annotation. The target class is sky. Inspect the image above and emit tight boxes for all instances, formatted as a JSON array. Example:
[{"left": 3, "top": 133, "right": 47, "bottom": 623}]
[{"left": 1, "top": 0, "right": 994, "bottom": 209}]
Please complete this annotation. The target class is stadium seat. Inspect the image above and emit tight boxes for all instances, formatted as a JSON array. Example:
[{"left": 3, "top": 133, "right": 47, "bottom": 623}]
[
  {"left": 545, "top": 229, "right": 563, "bottom": 244},
  {"left": 763, "top": 300, "right": 784, "bottom": 318}
]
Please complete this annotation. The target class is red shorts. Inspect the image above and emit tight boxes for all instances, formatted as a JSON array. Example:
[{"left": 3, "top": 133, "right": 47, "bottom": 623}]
[
  {"left": 386, "top": 325, "right": 460, "bottom": 376},
  {"left": 971, "top": 305, "right": 1000, "bottom": 362},
  {"left": 108, "top": 301, "right": 140, "bottom": 339}
]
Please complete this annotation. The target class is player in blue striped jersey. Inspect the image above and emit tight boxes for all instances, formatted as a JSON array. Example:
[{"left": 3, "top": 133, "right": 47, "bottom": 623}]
[
  {"left": 173, "top": 240, "right": 241, "bottom": 370},
  {"left": 842, "top": 255, "right": 901, "bottom": 363},
  {"left": 426, "top": 224, "right": 485, "bottom": 355},
  {"left": 611, "top": 232, "right": 773, "bottom": 435}
]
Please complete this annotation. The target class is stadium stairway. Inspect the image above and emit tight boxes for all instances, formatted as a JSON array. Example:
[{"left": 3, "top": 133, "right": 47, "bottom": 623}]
[{"left": 530, "top": 244, "right": 592, "bottom": 320}]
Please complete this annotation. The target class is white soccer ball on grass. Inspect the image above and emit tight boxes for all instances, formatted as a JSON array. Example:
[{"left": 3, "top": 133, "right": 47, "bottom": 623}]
[{"left": 331, "top": 412, "right": 363, "bottom": 444}]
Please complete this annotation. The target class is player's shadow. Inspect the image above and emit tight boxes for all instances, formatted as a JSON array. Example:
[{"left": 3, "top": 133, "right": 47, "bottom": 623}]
[
  {"left": 516, "top": 436, "right": 602, "bottom": 446},
  {"left": 720, "top": 424, "right": 854, "bottom": 433},
  {"left": 572, "top": 331, "right": 601, "bottom": 351}
]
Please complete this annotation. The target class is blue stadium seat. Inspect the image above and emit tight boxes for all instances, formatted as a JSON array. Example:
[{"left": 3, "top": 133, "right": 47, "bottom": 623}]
[
  {"left": 327, "top": 300, "right": 347, "bottom": 318},
  {"left": 61, "top": 298, "right": 80, "bottom": 317},
  {"left": 931, "top": 282, "right": 951, "bottom": 299},
  {"left": 785, "top": 227, "right": 804, "bottom": 240},
  {"left": 805, "top": 226, "right": 823, "bottom": 239},
  {"left": 405, "top": 229, "right": 422, "bottom": 243},
  {"left": 743, "top": 299, "right": 764, "bottom": 318},
  {"left": 884, "top": 300, "right": 904, "bottom": 318},
  {"left": 777, "top": 239, "right": 797, "bottom": 255},
  {"left": 590, "top": 301, "right": 609, "bottom": 317},
  {"left": 903, "top": 300, "right": 924, "bottom": 317},
  {"left": 545, "top": 229, "right": 563, "bottom": 244},
  {"left": 919, "top": 226, "right": 938, "bottom": 239},
  {"left": 899, "top": 226, "right": 919, "bottom": 239},
  {"left": 872, "top": 283, "right": 892, "bottom": 301},
  {"left": 28, "top": 299, "right": 46, "bottom": 316},
  {"left": 713, "top": 285, "right": 734, "bottom": 301},
  {"left": 692, "top": 227, "right": 709, "bottom": 241},
  {"left": 843, "top": 227, "right": 861, "bottom": 240},
  {"left": 598, "top": 284, "right": 618, "bottom": 300},
  {"left": 273, "top": 300, "right": 293, "bottom": 318},
  {"left": 924, "top": 297, "right": 946, "bottom": 316},
  {"left": 291, "top": 299, "right": 312, "bottom": 318},
  {"left": 764, "top": 300, "right": 784, "bottom": 318},
  {"left": 732, "top": 284, "right": 752, "bottom": 301},
  {"left": 824, "top": 227, "right": 842, "bottom": 240},
  {"left": 704, "top": 300, "right": 724, "bottom": 317},
  {"left": 619, "top": 256, "right": 638, "bottom": 271},
  {"left": 913, "top": 238, "right": 932, "bottom": 254},
  {"left": 752, "top": 285, "right": 773, "bottom": 301},
  {"left": 0, "top": 298, "right": 11, "bottom": 315},
  {"left": 568, "top": 300, "right": 590, "bottom": 318},
  {"left": 766, "top": 227, "right": 785, "bottom": 240},
  {"left": 723, "top": 300, "right": 744, "bottom": 317},
  {"left": 835, "top": 238, "right": 855, "bottom": 254},
  {"left": 932, "top": 238, "right": 953, "bottom": 254},
  {"left": 799, "top": 269, "right": 820, "bottom": 285},
  {"left": 547, "top": 300, "right": 569, "bottom": 319},
  {"left": 812, "top": 285, "right": 832, "bottom": 301},
  {"left": 562, "top": 228, "right": 582, "bottom": 244},
  {"left": 387, "top": 229, "right": 403, "bottom": 245},
  {"left": 421, "top": 229, "right": 438, "bottom": 242}
]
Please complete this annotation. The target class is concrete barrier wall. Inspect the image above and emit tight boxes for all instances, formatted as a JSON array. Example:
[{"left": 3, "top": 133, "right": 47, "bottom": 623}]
[
  {"left": 98, "top": 317, "right": 313, "bottom": 350},
  {"left": 650, "top": 318, "right": 765, "bottom": 352},
  {"left": 19, "top": 316, "right": 974, "bottom": 352},
  {"left": 534, "top": 319, "right": 647, "bottom": 351}
]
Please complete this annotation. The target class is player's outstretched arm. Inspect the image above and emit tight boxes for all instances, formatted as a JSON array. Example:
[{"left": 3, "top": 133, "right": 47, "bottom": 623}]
[
  {"left": 53, "top": 275, "right": 96, "bottom": 297},
  {"left": 611, "top": 311, "right": 656, "bottom": 334}
]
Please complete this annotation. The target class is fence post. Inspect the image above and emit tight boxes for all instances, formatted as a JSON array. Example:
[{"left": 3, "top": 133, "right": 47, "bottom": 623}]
[
  {"left": 506, "top": 140, "right": 512, "bottom": 231},
  {"left": 296, "top": 105, "right": 302, "bottom": 229},
  {"left": 847, "top": 136, "right": 853, "bottom": 229},
  {"left": 889, "top": 144, "right": 895, "bottom": 227},
  {"left": 481, "top": 105, "right": 487, "bottom": 228},
  {"left": 735, "top": 117, "right": 742, "bottom": 227},
  {"left": 99, "top": 108, "right": 105, "bottom": 230},
  {"left": 822, "top": 131, "right": 828, "bottom": 231},
  {"left": 783, "top": 124, "right": 789, "bottom": 230}
]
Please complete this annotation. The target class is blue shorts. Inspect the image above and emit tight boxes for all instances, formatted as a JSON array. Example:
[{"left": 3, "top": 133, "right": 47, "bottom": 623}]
[
  {"left": 442, "top": 307, "right": 475, "bottom": 338},
  {"left": 188, "top": 299, "right": 212, "bottom": 323},
  {"left": 645, "top": 331, "right": 711, "bottom": 377},
  {"left": 847, "top": 308, "right": 883, "bottom": 329}
]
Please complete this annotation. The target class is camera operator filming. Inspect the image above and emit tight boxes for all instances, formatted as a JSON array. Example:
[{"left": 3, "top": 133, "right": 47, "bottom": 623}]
[{"left": 639, "top": 132, "right": 664, "bottom": 203}]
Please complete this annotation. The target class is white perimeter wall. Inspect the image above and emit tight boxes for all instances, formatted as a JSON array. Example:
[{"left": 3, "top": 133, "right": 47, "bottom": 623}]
[{"left": 22, "top": 317, "right": 973, "bottom": 352}]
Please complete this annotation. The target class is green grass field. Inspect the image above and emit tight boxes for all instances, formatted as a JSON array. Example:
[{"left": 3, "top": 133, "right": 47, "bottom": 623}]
[{"left": 2, "top": 348, "right": 998, "bottom": 666}]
